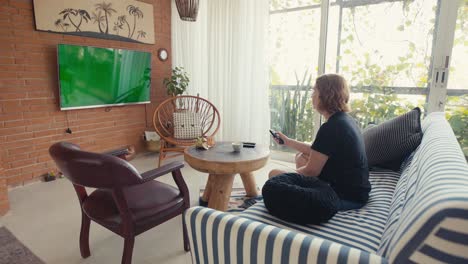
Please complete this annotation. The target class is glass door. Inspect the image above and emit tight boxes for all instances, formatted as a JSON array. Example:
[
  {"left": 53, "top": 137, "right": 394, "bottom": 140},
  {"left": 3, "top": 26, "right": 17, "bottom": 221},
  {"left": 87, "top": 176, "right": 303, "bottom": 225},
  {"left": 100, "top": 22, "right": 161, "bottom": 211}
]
[
  {"left": 445, "top": 0, "right": 467, "bottom": 156},
  {"left": 325, "top": 0, "right": 439, "bottom": 128},
  {"left": 269, "top": 0, "right": 323, "bottom": 153}
]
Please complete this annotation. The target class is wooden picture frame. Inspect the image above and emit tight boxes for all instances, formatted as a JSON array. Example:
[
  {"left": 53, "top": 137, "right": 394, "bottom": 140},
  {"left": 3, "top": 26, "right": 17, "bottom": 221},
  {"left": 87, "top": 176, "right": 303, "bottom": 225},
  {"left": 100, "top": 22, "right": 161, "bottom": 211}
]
[{"left": 33, "top": 0, "right": 155, "bottom": 44}]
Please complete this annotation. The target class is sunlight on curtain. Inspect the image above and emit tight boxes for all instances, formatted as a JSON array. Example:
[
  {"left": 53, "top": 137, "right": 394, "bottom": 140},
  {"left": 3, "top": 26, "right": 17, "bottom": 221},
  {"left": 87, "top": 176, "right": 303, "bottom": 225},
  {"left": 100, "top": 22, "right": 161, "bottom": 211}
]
[{"left": 172, "top": 0, "right": 271, "bottom": 146}]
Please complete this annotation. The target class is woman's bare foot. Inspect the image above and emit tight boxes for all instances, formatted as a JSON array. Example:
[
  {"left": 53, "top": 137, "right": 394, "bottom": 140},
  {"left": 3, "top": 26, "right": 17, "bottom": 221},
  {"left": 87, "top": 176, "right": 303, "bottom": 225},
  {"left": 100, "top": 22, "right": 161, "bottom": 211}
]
[{"left": 268, "top": 169, "right": 288, "bottom": 179}]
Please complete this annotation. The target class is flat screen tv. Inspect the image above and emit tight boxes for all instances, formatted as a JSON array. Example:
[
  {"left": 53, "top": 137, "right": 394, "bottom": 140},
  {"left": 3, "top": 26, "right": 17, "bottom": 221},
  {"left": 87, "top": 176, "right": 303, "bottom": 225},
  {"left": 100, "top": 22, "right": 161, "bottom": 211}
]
[{"left": 57, "top": 44, "right": 151, "bottom": 110}]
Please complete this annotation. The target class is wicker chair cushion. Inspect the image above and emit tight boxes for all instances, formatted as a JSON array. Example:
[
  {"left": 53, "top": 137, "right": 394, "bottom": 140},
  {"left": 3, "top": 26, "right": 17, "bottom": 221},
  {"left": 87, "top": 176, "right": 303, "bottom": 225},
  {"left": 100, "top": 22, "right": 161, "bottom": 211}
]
[{"left": 173, "top": 112, "right": 202, "bottom": 139}]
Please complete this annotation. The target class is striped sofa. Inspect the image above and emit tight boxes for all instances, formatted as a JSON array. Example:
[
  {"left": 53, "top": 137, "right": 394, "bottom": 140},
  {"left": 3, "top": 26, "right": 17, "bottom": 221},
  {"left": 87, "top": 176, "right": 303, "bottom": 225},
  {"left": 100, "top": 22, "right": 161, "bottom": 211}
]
[{"left": 184, "top": 112, "right": 468, "bottom": 263}]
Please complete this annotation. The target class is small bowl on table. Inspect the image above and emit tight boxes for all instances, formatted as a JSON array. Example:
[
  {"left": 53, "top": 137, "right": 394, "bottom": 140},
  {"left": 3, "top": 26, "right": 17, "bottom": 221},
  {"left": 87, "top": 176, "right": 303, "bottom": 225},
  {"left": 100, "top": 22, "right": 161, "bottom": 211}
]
[{"left": 232, "top": 142, "right": 242, "bottom": 152}]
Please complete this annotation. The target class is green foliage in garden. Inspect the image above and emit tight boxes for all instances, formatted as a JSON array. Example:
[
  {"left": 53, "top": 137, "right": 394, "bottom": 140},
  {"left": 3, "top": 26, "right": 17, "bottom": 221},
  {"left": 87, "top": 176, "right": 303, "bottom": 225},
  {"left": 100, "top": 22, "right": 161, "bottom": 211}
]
[
  {"left": 270, "top": 71, "right": 314, "bottom": 144},
  {"left": 446, "top": 95, "right": 468, "bottom": 154}
]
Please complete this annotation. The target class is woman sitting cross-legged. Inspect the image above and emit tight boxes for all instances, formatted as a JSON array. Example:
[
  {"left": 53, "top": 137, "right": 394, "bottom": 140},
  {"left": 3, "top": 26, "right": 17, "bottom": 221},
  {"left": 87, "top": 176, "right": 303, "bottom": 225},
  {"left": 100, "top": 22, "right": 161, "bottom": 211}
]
[{"left": 270, "top": 73, "right": 371, "bottom": 211}]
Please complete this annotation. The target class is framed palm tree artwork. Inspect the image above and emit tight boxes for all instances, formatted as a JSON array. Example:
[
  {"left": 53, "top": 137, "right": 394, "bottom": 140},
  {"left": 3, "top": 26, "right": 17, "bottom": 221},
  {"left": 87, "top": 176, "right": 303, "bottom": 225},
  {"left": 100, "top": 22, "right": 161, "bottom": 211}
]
[{"left": 33, "top": 0, "right": 155, "bottom": 44}]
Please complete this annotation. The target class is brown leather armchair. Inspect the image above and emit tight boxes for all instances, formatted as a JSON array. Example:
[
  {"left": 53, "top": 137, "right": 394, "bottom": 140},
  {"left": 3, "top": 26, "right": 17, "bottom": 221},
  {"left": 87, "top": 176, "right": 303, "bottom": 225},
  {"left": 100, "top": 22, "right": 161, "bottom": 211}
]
[{"left": 49, "top": 142, "right": 190, "bottom": 264}]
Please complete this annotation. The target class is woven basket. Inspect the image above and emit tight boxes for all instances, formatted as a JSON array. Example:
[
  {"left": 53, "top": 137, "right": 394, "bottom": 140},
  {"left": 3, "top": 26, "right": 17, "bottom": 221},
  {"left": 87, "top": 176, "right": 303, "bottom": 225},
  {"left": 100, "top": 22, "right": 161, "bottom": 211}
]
[{"left": 145, "top": 140, "right": 161, "bottom": 152}]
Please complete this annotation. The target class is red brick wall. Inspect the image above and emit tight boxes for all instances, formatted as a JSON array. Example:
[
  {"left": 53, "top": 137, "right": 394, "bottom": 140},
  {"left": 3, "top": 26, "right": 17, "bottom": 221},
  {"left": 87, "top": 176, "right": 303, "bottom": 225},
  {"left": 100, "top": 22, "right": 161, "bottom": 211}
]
[
  {"left": 0, "top": 164, "right": 9, "bottom": 215},
  {"left": 0, "top": 0, "right": 172, "bottom": 215}
]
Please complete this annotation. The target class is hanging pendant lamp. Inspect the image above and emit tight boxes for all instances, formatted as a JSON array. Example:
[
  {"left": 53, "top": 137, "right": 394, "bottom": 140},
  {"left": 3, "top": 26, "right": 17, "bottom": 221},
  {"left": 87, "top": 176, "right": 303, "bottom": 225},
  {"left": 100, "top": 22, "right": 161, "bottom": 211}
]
[{"left": 175, "top": 0, "right": 200, "bottom": 22}]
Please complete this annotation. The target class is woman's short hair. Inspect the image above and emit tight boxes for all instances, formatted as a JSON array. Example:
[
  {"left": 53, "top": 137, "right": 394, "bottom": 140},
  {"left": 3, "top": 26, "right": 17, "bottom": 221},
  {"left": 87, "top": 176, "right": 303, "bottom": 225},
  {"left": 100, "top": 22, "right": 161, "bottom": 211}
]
[{"left": 314, "top": 74, "right": 351, "bottom": 113}]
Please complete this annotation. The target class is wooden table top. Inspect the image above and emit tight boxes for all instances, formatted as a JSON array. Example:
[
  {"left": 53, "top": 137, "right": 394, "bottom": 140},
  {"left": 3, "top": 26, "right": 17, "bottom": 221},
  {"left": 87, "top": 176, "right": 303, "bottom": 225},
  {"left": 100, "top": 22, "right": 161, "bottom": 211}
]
[{"left": 184, "top": 142, "right": 270, "bottom": 174}]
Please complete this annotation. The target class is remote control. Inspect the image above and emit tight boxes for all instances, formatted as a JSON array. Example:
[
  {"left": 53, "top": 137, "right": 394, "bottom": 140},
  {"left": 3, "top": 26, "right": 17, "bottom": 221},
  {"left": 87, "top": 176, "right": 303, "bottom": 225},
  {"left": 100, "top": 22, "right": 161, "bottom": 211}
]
[{"left": 269, "top": 129, "right": 284, "bottom": 144}]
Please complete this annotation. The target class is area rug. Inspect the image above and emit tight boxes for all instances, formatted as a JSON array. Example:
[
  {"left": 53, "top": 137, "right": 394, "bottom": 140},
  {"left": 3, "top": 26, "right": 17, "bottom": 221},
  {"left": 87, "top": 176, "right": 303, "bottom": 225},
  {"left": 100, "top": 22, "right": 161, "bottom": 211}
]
[
  {"left": 0, "top": 227, "right": 45, "bottom": 264},
  {"left": 199, "top": 187, "right": 263, "bottom": 213}
]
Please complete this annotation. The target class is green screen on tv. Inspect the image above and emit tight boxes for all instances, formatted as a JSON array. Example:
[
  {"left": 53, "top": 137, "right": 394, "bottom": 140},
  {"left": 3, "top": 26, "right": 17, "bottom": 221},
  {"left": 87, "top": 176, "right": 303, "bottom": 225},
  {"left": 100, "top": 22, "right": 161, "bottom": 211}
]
[{"left": 58, "top": 44, "right": 151, "bottom": 110}]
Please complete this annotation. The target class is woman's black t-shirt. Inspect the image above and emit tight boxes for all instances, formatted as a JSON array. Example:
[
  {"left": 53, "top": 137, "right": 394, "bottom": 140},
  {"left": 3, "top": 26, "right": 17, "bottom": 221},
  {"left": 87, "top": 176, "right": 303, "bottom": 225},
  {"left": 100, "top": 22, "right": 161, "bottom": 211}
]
[{"left": 311, "top": 111, "right": 371, "bottom": 203}]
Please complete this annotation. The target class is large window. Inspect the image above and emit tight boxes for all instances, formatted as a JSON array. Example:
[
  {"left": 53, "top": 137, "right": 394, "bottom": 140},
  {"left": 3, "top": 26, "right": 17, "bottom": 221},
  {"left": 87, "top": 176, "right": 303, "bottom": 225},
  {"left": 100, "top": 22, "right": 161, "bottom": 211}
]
[
  {"left": 269, "top": 0, "right": 467, "bottom": 156},
  {"left": 326, "top": 0, "right": 437, "bottom": 127}
]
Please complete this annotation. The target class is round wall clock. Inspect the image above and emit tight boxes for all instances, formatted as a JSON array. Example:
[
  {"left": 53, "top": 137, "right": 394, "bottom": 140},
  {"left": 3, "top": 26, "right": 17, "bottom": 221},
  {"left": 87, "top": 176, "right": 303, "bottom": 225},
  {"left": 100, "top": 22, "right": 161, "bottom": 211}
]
[{"left": 158, "top": 48, "right": 168, "bottom": 62}]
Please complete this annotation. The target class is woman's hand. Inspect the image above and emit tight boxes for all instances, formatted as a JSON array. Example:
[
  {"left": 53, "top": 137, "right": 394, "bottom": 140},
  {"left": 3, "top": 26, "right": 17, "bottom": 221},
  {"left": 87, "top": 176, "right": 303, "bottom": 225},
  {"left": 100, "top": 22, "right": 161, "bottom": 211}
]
[
  {"left": 296, "top": 149, "right": 329, "bottom": 177},
  {"left": 276, "top": 131, "right": 290, "bottom": 146}
]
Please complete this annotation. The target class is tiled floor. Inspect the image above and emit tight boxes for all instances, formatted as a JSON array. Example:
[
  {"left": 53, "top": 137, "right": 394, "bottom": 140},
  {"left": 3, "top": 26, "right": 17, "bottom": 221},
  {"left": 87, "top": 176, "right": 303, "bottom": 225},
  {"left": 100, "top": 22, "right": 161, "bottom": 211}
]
[{"left": 0, "top": 152, "right": 295, "bottom": 264}]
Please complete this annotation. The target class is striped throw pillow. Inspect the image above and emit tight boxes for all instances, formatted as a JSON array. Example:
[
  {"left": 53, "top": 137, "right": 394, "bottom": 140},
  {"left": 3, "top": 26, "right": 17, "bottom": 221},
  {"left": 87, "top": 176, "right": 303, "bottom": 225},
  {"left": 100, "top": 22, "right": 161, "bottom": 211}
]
[
  {"left": 363, "top": 107, "right": 422, "bottom": 171},
  {"left": 173, "top": 112, "right": 202, "bottom": 139}
]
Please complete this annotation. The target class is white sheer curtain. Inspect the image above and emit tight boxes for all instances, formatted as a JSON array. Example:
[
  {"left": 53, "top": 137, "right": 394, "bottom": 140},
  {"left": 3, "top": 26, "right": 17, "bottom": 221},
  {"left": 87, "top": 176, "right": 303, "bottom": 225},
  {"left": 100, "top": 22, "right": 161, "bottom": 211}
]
[{"left": 171, "top": 0, "right": 270, "bottom": 145}]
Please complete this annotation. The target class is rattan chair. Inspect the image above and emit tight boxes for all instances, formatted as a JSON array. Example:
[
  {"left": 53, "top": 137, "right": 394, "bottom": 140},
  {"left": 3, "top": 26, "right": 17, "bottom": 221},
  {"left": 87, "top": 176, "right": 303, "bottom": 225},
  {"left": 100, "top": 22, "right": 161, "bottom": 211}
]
[{"left": 153, "top": 95, "right": 220, "bottom": 167}]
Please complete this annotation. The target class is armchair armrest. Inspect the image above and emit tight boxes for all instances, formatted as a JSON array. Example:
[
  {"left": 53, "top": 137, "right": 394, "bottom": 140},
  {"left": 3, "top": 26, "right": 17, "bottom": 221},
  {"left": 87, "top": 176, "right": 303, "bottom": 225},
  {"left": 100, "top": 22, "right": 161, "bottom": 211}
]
[
  {"left": 140, "top": 161, "right": 184, "bottom": 183},
  {"left": 103, "top": 146, "right": 129, "bottom": 160},
  {"left": 184, "top": 207, "right": 388, "bottom": 264}
]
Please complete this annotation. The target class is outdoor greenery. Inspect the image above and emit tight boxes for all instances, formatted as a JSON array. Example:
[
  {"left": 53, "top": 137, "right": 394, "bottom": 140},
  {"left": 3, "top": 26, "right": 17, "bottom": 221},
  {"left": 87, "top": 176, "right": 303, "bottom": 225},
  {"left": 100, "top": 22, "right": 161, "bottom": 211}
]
[
  {"left": 349, "top": 94, "right": 418, "bottom": 128},
  {"left": 270, "top": 72, "right": 314, "bottom": 145},
  {"left": 446, "top": 95, "right": 468, "bottom": 155},
  {"left": 339, "top": 1, "right": 430, "bottom": 127}
]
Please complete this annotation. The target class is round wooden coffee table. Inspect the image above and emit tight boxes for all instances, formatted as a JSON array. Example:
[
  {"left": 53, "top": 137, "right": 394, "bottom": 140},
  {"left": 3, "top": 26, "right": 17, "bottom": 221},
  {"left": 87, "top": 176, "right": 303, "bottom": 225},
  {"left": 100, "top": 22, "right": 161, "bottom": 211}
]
[{"left": 184, "top": 142, "right": 270, "bottom": 211}]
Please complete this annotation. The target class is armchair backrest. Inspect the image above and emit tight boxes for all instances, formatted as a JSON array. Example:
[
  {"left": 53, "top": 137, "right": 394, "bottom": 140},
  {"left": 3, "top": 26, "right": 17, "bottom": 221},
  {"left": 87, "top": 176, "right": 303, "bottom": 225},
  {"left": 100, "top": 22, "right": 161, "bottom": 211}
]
[{"left": 49, "top": 142, "right": 142, "bottom": 189}]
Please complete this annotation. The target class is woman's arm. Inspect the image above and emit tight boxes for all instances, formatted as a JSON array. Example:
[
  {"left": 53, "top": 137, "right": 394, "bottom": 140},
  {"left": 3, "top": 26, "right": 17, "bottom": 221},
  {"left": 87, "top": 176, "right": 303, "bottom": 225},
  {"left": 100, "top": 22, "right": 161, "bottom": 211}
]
[
  {"left": 296, "top": 149, "right": 328, "bottom": 177},
  {"left": 276, "top": 132, "right": 312, "bottom": 154},
  {"left": 274, "top": 131, "right": 328, "bottom": 176}
]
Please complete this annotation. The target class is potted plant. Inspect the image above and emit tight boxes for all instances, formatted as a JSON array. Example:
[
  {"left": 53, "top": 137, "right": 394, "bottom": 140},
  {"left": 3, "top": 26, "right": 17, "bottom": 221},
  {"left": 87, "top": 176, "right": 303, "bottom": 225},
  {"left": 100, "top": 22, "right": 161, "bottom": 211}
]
[{"left": 163, "top": 67, "right": 190, "bottom": 96}]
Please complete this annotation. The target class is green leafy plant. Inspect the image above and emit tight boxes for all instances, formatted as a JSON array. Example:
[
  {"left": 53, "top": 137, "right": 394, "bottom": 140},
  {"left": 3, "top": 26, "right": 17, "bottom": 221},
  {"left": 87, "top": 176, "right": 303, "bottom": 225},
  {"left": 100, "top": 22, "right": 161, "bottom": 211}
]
[
  {"left": 270, "top": 71, "right": 314, "bottom": 148},
  {"left": 164, "top": 67, "right": 190, "bottom": 96},
  {"left": 446, "top": 95, "right": 468, "bottom": 156}
]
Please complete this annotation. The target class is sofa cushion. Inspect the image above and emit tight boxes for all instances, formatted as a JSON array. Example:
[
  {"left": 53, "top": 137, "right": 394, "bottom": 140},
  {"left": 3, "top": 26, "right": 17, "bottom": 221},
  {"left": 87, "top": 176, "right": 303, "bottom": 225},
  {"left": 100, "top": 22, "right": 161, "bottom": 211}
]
[
  {"left": 185, "top": 207, "right": 389, "bottom": 264},
  {"left": 241, "top": 170, "right": 400, "bottom": 253},
  {"left": 377, "top": 112, "right": 468, "bottom": 263},
  {"left": 363, "top": 107, "right": 422, "bottom": 171}
]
